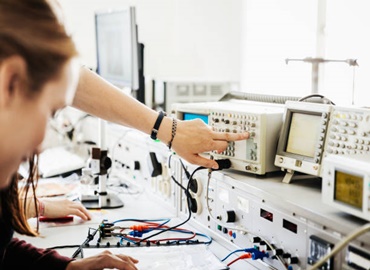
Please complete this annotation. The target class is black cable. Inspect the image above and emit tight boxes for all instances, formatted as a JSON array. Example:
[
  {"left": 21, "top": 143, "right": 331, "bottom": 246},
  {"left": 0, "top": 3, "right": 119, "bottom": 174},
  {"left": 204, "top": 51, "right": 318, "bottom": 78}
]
[
  {"left": 138, "top": 165, "right": 206, "bottom": 243},
  {"left": 298, "top": 94, "right": 335, "bottom": 105},
  {"left": 71, "top": 227, "right": 99, "bottom": 258},
  {"left": 46, "top": 245, "right": 81, "bottom": 250}
]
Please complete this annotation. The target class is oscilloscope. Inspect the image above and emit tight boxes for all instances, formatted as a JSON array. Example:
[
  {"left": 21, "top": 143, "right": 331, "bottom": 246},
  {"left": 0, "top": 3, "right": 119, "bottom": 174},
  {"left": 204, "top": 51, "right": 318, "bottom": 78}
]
[
  {"left": 322, "top": 154, "right": 370, "bottom": 221},
  {"left": 172, "top": 99, "right": 285, "bottom": 175},
  {"left": 274, "top": 101, "right": 333, "bottom": 182}
]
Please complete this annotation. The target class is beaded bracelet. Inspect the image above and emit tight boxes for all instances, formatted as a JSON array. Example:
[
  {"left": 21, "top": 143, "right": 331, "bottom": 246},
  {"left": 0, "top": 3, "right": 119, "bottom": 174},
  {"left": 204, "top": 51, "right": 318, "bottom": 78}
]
[{"left": 168, "top": 118, "right": 177, "bottom": 149}]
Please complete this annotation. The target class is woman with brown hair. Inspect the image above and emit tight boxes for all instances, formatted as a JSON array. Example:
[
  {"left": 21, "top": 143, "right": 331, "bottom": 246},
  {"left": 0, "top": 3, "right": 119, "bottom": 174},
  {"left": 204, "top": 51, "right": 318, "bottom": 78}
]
[
  {"left": 0, "top": 0, "right": 248, "bottom": 269},
  {"left": 0, "top": 1, "right": 137, "bottom": 269}
]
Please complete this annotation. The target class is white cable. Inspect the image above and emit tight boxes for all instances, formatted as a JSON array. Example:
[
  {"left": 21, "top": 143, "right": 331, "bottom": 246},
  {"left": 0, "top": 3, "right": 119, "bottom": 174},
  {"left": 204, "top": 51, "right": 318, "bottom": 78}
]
[
  {"left": 205, "top": 170, "right": 288, "bottom": 270},
  {"left": 308, "top": 223, "right": 370, "bottom": 270}
]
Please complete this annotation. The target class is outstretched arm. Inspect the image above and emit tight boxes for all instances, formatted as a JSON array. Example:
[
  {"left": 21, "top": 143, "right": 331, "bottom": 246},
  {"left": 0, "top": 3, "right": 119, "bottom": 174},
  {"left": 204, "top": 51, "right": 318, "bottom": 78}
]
[{"left": 72, "top": 67, "right": 249, "bottom": 169}]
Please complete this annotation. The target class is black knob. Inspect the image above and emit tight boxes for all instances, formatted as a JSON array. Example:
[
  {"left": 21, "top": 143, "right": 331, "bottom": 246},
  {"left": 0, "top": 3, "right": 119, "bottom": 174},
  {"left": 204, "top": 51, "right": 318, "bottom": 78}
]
[
  {"left": 101, "top": 156, "right": 112, "bottom": 170},
  {"left": 282, "top": 253, "right": 291, "bottom": 259},
  {"left": 289, "top": 257, "right": 299, "bottom": 264},
  {"left": 133, "top": 161, "right": 140, "bottom": 170},
  {"left": 274, "top": 249, "right": 283, "bottom": 256},
  {"left": 225, "top": 210, "right": 236, "bottom": 223},
  {"left": 251, "top": 237, "right": 261, "bottom": 243}
]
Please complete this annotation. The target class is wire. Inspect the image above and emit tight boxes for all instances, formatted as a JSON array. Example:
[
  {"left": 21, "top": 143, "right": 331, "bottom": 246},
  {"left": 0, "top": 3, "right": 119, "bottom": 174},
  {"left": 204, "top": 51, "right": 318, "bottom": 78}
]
[
  {"left": 138, "top": 166, "right": 207, "bottom": 243},
  {"left": 227, "top": 253, "right": 252, "bottom": 266},
  {"left": 221, "top": 248, "right": 256, "bottom": 262},
  {"left": 46, "top": 244, "right": 81, "bottom": 250},
  {"left": 72, "top": 227, "right": 99, "bottom": 258},
  {"left": 298, "top": 94, "right": 335, "bottom": 105},
  {"left": 109, "top": 218, "right": 212, "bottom": 245},
  {"left": 205, "top": 169, "right": 288, "bottom": 270},
  {"left": 308, "top": 222, "right": 370, "bottom": 270}
]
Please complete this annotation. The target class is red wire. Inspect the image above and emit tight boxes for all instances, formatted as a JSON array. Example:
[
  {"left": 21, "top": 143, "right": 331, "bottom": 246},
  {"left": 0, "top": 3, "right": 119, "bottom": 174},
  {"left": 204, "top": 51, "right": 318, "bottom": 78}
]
[
  {"left": 118, "top": 221, "right": 198, "bottom": 243},
  {"left": 227, "top": 253, "right": 252, "bottom": 266}
]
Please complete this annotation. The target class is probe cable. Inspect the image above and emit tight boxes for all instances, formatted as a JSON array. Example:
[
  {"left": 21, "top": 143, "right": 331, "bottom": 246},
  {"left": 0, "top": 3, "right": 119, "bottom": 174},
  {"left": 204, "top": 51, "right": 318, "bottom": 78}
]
[
  {"left": 226, "top": 253, "right": 252, "bottom": 267},
  {"left": 308, "top": 222, "right": 370, "bottom": 270},
  {"left": 71, "top": 227, "right": 99, "bottom": 258},
  {"left": 138, "top": 165, "right": 206, "bottom": 243},
  {"left": 113, "top": 220, "right": 212, "bottom": 245}
]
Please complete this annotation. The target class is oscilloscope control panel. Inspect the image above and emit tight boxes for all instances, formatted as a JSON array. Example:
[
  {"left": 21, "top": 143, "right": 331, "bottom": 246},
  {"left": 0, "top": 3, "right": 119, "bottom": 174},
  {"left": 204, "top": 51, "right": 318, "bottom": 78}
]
[
  {"left": 172, "top": 100, "right": 285, "bottom": 175},
  {"left": 324, "top": 106, "right": 370, "bottom": 157}
]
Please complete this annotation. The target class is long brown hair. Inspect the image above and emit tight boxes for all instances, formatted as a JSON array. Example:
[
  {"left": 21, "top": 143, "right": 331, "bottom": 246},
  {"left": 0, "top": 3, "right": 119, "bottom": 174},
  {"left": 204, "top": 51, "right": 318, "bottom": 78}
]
[
  {"left": 0, "top": 0, "right": 78, "bottom": 236},
  {"left": 0, "top": 157, "right": 39, "bottom": 236}
]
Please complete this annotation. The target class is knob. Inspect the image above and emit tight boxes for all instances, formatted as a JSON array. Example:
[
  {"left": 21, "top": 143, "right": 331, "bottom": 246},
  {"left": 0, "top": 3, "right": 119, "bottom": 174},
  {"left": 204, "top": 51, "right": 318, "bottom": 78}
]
[
  {"left": 101, "top": 156, "right": 112, "bottom": 170},
  {"left": 274, "top": 249, "right": 284, "bottom": 256},
  {"left": 289, "top": 257, "right": 299, "bottom": 264},
  {"left": 131, "top": 161, "right": 140, "bottom": 170},
  {"left": 222, "top": 210, "right": 236, "bottom": 223},
  {"left": 251, "top": 237, "right": 261, "bottom": 243}
]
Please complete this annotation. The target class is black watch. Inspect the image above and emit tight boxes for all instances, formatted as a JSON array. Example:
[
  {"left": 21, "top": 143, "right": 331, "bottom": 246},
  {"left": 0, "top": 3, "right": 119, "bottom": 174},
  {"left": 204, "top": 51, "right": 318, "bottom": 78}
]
[{"left": 150, "top": 111, "right": 166, "bottom": 140}]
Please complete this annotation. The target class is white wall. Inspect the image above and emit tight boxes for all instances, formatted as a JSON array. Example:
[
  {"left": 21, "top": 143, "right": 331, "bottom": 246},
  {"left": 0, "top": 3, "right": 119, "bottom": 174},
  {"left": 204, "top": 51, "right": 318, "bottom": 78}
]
[{"left": 59, "top": 0, "right": 243, "bottom": 82}]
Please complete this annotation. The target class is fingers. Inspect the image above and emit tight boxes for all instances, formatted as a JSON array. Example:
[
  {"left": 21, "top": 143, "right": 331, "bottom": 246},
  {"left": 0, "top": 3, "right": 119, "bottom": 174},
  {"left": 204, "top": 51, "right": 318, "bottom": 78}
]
[
  {"left": 75, "top": 202, "right": 92, "bottom": 220},
  {"left": 188, "top": 155, "right": 220, "bottom": 169},
  {"left": 102, "top": 251, "right": 139, "bottom": 270},
  {"left": 69, "top": 201, "right": 92, "bottom": 220},
  {"left": 212, "top": 131, "right": 249, "bottom": 141},
  {"left": 67, "top": 250, "right": 139, "bottom": 270},
  {"left": 116, "top": 254, "right": 139, "bottom": 264},
  {"left": 70, "top": 208, "right": 90, "bottom": 221}
]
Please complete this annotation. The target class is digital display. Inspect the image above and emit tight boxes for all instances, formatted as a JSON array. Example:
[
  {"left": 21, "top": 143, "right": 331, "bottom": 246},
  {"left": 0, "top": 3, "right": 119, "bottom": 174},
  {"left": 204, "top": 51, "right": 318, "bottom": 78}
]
[
  {"left": 260, "top": 208, "right": 273, "bottom": 222},
  {"left": 334, "top": 170, "right": 363, "bottom": 209},
  {"left": 286, "top": 112, "right": 321, "bottom": 158},
  {"left": 183, "top": 113, "right": 209, "bottom": 124},
  {"left": 283, "top": 219, "right": 297, "bottom": 234}
]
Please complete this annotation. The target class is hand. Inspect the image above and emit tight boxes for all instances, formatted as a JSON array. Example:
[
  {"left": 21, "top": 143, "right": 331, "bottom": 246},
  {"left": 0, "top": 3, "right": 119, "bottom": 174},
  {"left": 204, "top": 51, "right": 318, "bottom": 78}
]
[
  {"left": 172, "top": 119, "right": 249, "bottom": 169},
  {"left": 66, "top": 250, "right": 139, "bottom": 270},
  {"left": 41, "top": 198, "right": 92, "bottom": 221}
]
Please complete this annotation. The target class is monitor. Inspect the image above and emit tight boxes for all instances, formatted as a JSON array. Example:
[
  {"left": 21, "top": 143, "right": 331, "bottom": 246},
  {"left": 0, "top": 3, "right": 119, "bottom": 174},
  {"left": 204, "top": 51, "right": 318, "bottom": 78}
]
[
  {"left": 95, "top": 7, "right": 145, "bottom": 103},
  {"left": 274, "top": 101, "right": 332, "bottom": 177}
]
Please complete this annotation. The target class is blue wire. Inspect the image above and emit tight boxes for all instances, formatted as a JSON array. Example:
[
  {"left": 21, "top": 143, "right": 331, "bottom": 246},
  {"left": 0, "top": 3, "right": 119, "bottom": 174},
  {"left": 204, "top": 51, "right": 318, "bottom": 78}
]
[
  {"left": 118, "top": 235, "right": 137, "bottom": 244},
  {"left": 113, "top": 218, "right": 170, "bottom": 224},
  {"left": 110, "top": 218, "right": 212, "bottom": 245},
  {"left": 221, "top": 248, "right": 257, "bottom": 262}
]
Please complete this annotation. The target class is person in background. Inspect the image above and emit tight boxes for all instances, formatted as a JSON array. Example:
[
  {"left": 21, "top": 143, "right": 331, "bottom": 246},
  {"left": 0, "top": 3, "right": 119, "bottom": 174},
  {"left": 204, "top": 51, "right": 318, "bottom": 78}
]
[{"left": 0, "top": 0, "right": 249, "bottom": 270}]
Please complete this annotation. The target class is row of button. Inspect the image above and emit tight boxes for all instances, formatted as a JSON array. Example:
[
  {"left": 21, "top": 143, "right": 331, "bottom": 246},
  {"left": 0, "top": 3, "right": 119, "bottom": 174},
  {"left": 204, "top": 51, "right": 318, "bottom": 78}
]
[
  {"left": 332, "top": 113, "right": 364, "bottom": 121},
  {"left": 326, "top": 111, "right": 370, "bottom": 157},
  {"left": 212, "top": 118, "right": 257, "bottom": 127},
  {"left": 211, "top": 112, "right": 259, "bottom": 121}
]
